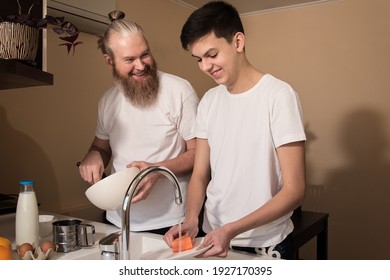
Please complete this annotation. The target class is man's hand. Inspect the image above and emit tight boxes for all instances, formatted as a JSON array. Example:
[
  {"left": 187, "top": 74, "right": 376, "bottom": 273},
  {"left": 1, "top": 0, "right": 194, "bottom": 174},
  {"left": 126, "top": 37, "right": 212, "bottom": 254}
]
[
  {"left": 79, "top": 150, "right": 105, "bottom": 185},
  {"left": 127, "top": 161, "right": 161, "bottom": 203}
]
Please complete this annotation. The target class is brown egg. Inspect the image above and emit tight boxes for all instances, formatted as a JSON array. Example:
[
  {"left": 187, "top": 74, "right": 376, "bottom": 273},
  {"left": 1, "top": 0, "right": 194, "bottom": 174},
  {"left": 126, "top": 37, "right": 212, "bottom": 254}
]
[
  {"left": 40, "top": 240, "right": 55, "bottom": 253},
  {"left": 18, "top": 242, "right": 33, "bottom": 258}
]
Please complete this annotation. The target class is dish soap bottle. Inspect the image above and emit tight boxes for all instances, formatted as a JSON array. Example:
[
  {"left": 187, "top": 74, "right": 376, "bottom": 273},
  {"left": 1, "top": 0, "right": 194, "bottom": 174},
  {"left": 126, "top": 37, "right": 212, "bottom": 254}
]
[{"left": 15, "top": 180, "right": 39, "bottom": 247}]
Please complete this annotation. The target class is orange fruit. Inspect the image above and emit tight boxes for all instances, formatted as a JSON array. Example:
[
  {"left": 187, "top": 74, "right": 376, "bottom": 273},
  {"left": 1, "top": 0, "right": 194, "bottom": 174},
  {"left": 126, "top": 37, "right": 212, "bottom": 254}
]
[
  {"left": 0, "top": 237, "right": 11, "bottom": 250},
  {"left": 172, "top": 234, "right": 193, "bottom": 253},
  {"left": 0, "top": 245, "right": 12, "bottom": 260}
]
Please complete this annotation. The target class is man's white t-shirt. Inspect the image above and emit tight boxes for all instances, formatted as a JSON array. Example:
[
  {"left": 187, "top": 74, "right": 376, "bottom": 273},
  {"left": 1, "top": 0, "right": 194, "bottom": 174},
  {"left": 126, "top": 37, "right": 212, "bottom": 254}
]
[
  {"left": 96, "top": 72, "right": 199, "bottom": 231},
  {"left": 195, "top": 74, "right": 306, "bottom": 247}
]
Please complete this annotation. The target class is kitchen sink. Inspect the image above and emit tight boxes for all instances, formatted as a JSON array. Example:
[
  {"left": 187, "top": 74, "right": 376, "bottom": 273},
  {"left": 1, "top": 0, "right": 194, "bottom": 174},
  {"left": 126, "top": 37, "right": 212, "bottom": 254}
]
[{"left": 68, "top": 233, "right": 274, "bottom": 260}]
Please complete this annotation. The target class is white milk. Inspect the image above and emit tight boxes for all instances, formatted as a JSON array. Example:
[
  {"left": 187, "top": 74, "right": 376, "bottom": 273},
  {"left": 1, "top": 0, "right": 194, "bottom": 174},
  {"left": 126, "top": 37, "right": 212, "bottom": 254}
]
[{"left": 15, "top": 191, "right": 39, "bottom": 246}]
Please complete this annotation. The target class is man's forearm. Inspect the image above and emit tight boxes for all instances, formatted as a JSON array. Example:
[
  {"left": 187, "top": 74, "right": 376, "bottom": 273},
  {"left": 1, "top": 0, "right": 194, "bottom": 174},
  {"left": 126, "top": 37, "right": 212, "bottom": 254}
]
[
  {"left": 158, "top": 148, "right": 195, "bottom": 177},
  {"left": 88, "top": 145, "right": 112, "bottom": 167}
]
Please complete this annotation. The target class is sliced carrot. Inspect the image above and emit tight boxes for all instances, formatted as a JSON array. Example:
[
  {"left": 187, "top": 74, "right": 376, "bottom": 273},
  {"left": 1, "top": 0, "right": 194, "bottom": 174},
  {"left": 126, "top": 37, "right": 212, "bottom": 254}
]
[{"left": 172, "top": 234, "right": 193, "bottom": 252}]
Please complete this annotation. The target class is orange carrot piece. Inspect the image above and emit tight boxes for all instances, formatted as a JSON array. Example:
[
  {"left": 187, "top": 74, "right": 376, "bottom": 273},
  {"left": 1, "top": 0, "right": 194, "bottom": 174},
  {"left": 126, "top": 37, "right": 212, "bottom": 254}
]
[{"left": 172, "top": 234, "right": 193, "bottom": 252}]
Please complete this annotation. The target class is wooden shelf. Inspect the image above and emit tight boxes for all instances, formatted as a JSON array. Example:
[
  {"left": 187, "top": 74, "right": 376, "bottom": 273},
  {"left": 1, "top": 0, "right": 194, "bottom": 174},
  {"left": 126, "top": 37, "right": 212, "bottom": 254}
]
[{"left": 0, "top": 60, "right": 53, "bottom": 90}]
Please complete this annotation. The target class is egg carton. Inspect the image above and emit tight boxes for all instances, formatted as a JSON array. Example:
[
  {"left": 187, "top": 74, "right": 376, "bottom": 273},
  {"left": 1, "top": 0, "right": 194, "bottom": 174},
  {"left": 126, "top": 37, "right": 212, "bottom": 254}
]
[{"left": 17, "top": 242, "right": 56, "bottom": 260}]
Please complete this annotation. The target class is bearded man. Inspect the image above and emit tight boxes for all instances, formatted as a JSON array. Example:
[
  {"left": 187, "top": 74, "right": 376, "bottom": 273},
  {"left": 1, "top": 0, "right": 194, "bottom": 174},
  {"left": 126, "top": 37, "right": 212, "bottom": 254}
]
[{"left": 78, "top": 11, "right": 199, "bottom": 234}]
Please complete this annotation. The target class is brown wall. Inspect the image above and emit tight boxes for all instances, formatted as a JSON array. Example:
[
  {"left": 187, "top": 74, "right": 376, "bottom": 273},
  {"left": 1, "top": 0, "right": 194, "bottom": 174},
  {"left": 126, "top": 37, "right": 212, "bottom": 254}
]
[
  {"left": 0, "top": 31, "right": 112, "bottom": 213},
  {"left": 0, "top": 0, "right": 389, "bottom": 259},
  {"left": 239, "top": 0, "right": 390, "bottom": 259}
]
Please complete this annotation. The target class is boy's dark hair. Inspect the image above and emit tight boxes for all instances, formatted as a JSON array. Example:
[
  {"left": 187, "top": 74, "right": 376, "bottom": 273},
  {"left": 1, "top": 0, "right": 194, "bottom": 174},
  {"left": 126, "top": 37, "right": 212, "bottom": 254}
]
[{"left": 180, "top": 1, "right": 244, "bottom": 50}]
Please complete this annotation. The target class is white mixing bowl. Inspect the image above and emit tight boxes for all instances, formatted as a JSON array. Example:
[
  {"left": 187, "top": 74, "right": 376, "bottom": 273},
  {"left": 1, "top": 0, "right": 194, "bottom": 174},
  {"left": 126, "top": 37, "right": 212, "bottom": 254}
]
[{"left": 85, "top": 167, "right": 140, "bottom": 210}]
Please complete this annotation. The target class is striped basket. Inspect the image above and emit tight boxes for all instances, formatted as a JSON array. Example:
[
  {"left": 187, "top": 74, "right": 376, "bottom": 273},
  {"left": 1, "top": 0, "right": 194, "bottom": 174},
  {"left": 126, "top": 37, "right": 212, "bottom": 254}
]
[{"left": 0, "top": 22, "right": 39, "bottom": 61}]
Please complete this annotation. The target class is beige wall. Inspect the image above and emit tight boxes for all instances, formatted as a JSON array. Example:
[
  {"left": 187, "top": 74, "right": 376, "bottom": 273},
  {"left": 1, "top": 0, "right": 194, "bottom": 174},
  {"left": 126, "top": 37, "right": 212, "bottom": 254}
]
[
  {"left": 0, "top": 0, "right": 389, "bottom": 259},
  {"left": 239, "top": 0, "right": 390, "bottom": 259},
  {"left": 0, "top": 31, "right": 112, "bottom": 213}
]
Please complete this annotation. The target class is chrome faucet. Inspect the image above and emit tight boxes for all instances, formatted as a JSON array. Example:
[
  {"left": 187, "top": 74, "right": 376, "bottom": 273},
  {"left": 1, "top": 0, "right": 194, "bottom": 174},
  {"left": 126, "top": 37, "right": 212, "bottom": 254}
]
[{"left": 120, "top": 166, "right": 183, "bottom": 260}]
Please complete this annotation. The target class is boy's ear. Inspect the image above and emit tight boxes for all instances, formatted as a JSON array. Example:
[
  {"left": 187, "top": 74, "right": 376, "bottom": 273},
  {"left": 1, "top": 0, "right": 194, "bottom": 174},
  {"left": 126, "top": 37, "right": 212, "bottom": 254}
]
[
  {"left": 234, "top": 32, "right": 245, "bottom": 52},
  {"left": 104, "top": 54, "right": 114, "bottom": 68}
]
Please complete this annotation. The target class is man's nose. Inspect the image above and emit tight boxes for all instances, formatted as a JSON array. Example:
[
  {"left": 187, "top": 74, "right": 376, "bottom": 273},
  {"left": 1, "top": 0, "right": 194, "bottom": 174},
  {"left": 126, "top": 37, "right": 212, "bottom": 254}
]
[{"left": 134, "top": 58, "right": 146, "bottom": 70}]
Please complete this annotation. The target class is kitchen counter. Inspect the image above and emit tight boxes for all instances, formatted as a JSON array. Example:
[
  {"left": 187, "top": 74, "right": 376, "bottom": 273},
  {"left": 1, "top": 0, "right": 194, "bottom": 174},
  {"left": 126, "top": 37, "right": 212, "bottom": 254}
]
[
  {"left": 0, "top": 211, "right": 274, "bottom": 260},
  {"left": 0, "top": 211, "right": 119, "bottom": 260}
]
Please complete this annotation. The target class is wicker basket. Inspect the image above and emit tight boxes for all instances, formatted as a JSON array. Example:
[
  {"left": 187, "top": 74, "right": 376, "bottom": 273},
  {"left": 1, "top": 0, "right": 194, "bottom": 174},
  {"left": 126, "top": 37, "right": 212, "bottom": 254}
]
[{"left": 0, "top": 22, "right": 39, "bottom": 61}]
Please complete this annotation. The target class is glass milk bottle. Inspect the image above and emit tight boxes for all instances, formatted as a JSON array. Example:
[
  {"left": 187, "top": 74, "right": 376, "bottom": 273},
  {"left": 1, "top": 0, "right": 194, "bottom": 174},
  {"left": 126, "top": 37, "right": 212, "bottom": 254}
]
[{"left": 15, "top": 180, "right": 39, "bottom": 247}]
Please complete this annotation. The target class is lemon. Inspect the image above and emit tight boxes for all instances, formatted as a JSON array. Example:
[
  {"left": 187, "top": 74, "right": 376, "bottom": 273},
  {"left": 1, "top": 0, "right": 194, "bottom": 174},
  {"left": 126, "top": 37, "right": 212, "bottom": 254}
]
[
  {"left": 0, "top": 236, "right": 11, "bottom": 250},
  {"left": 0, "top": 245, "right": 12, "bottom": 260}
]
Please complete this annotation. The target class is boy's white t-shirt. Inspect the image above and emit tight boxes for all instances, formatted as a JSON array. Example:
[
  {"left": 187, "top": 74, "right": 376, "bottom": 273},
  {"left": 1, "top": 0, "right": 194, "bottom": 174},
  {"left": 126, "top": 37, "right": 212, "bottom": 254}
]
[
  {"left": 195, "top": 74, "right": 306, "bottom": 247},
  {"left": 95, "top": 72, "right": 199, "bottom": 231}
]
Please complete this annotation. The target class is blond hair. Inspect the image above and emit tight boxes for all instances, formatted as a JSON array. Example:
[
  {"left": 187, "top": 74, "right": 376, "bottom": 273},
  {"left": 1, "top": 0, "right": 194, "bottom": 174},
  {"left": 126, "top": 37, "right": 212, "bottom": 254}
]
[{"left": 98, "top": 10, "right": 146, "bottom": 57}]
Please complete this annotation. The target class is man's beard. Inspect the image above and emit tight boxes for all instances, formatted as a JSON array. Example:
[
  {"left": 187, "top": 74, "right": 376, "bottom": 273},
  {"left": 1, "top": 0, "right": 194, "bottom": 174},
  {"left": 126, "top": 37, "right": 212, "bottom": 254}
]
[{"left": 113, "top": 60, "right": 159, "bottom": 108}]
